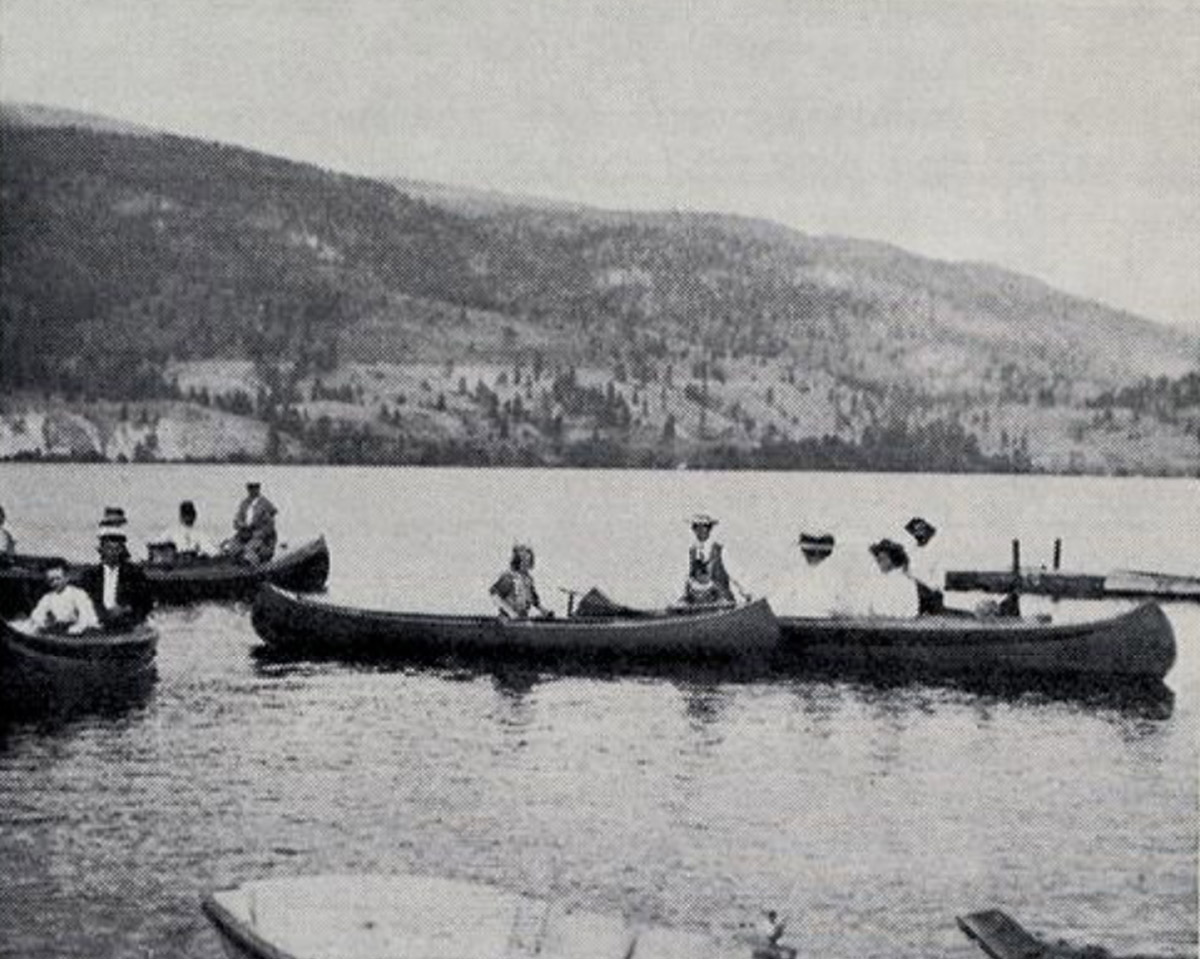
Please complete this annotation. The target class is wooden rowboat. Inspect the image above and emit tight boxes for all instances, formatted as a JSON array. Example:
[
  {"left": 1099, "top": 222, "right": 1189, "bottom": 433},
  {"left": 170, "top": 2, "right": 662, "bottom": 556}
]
[
  {"left": 0, "top": 537, "right": 329, "bottom": 614},
  {"left": 777, "top": 603, "right": 1175, "bottom": 681},
  {"left": 945, "top": 566, "right": 1200, "bottom": 602},
  {"left": 202, "top": 874, "right": 743, "bottom": 959},
  {"left": 251, "top": 584, "right": 779, "bottom": 660},
  {"left": 1, "top": 617, "right": 157, "bottom": 708}
]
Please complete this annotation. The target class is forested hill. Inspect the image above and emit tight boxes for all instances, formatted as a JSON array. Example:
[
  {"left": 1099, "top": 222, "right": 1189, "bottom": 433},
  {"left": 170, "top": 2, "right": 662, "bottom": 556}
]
[{"left": 1, "top": 109, "right": 1197, "bottom": 472}]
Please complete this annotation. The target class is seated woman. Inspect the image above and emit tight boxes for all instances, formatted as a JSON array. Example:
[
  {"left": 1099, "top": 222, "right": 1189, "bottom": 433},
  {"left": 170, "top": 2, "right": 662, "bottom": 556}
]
[
  {"left": 681, "top": 514, "right": 748, "bottom": 606},
  {"left": 490, "top": 544, "right": 552, "bottom": 619},
  {"left": 869, "top": 538, "right": 971, "bottom": 618}
]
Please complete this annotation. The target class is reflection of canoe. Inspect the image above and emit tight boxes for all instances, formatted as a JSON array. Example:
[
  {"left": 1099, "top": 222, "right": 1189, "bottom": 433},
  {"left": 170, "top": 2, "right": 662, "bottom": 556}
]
[
  {"left": 0, "top": 537, "right": 329, "bottom": 614},
  {"left": 143, "top": 536, "right": 330, "bottom": 603},
  {"left": 251, "top": 584, "right": 779, "bottom": 660},
  {"left": 1, "top": 617, "right": 157, "bottom": 705},
  {"left": 777, "top": 603, "right": 1175, "bottom": 681},
  {"left": 946, "top": 566, "right": 1200, "bottom": 601},
  {"left": 202, "top": 874, "right": 742, "bottom": 959}
]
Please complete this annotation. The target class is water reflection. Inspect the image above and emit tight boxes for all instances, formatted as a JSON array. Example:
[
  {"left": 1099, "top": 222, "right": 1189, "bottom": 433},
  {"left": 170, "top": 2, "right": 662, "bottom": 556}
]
[{"left": 0, "top": 667, "right": 157, "bottom": 736}]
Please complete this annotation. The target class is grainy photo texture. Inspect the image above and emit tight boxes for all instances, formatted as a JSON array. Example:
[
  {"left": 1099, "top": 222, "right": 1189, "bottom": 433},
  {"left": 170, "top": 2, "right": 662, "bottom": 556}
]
[{"left": 0, "top": 2, "right": 1196, "bottom": 958}]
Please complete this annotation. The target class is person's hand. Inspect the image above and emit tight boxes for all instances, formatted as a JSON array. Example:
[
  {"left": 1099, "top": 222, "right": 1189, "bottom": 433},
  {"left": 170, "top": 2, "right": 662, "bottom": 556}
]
[{"left": 68, "top": 623, "right": 88, "bottom": 635}]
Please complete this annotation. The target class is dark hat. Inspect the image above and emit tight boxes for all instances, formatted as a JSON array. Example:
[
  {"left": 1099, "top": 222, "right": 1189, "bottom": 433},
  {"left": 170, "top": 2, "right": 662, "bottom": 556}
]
[
  {"left": 798, "top": 532, "right": 835, "bottom": 565},
  {"left": 99, "top": 506, "right": 127, "bottom": 528},
  {"left": 689, "top": 513, "right": 718, "bottom": 529},
  {"left": 869, "top": 538, "right": 909, "bottom": 567},
  {"left": 904, "top": 516, "right": 936, "bottom": 546},
  {"left": 246, "top": 481, "right": 262, "bottom": 490}
]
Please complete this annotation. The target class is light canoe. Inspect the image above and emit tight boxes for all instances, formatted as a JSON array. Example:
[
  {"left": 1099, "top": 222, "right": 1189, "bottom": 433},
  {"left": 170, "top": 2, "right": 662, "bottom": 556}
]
[
  {"left": 251, "top": 584, "right": 779, "bottom": 660},
  {"left": 777, "top": 602, "right": 1175, "bottom": 681},
  {"left": 202, "top": 874, "right": 743, "bottom": 959}
]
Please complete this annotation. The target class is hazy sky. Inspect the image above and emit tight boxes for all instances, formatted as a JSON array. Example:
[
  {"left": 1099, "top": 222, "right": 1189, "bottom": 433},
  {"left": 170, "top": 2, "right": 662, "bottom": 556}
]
[{"left": 3, "top": 0, "right": 1197, "bottom": 328}]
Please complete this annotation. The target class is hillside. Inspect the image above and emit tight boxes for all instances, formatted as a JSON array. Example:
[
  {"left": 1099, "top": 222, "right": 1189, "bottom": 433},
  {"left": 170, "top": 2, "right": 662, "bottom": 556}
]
[{"left": 1, "top": 108, "right": 1198, "bottom": 472}]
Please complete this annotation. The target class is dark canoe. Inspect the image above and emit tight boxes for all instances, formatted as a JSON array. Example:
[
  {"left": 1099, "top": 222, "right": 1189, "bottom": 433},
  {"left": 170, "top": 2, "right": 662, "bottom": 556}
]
[
  {"left": 251, "top": 584, "right": 779, "bottom": 660},
  {"left": 1, "top": 618, "right": 157, "bottom": 707},
  {"left": 945, "top": 566, "right": 1200, "bottom": 601},
  {"left": 777, "top": 602, "right": 1175, "bottom": 681},
  {"left": 956, "top": 909, "right": 1158, "bottom": 959},
  {"left": 143, "top": 536, "right": 330, "bottom": 603},
  {"left": 0, "top": 537, "right": 330, "bottom": 614}
]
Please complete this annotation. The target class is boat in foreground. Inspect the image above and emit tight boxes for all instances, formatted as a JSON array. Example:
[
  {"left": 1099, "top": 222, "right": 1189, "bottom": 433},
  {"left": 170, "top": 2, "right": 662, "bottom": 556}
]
[
  {"left": 203, "top": 874, "right": 745, "bottom": 959},
  {"left": 777, "top": 602, "right": 1175, "bottom": 681},
  {"left": 945, "top": 566, "right": 1200, "bottom": 602},
  {"left": 957, "top": 909, "right": 1158, "bottom": 959},
  {"left": 0, "top": 537, "right": 329, "bottom": 615},
  {"left": 143, "top": 535, "right": 330, "bottom": 603},
  {"left": 251, "top": 584, "right": 779, "bottom": 660},
  {"left": 1, "top": 616, "right": 157, "bottom": 707}
]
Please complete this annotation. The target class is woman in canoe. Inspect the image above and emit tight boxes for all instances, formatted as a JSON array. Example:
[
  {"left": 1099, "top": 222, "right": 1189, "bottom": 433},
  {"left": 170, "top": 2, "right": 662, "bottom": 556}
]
[
  {"left": 681, "top": 513, "right": 750, "bottom": 606},
  {"left": 490, "top": 544, "right": 552, "bottom": 619}
]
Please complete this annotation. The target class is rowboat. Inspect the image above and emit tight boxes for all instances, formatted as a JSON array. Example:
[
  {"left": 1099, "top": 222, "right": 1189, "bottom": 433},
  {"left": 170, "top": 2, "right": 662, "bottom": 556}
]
[
  {"left": 957, "top": 909, "right": 1139, "bottom": 959},
  {"left": 777, "top": 603, "right": 1175, "bottom": 681},
  {"left": 251, "top": 584, "right": 779, "bottom": 660},
  {"left": 202, "top": 874, "right": 745, "bottom": 959},
  {"left": 945, "top": 566, "right": 1200, "bottom": 602},
  {"left": 0, "top": 537, "right": 329, "bottom": 614},
  {"left": 143, "top": 535, "right": 330, "bottom": 603},
  {"left": 1, "top": 617, "right": 157, "bottom": 708}
]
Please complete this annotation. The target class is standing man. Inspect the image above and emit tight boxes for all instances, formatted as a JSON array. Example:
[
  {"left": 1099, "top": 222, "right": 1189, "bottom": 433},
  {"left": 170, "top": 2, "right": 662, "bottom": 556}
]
[
  {"left": 79, "top": 524, "right": 154, "bottom": 627},
  {"left": 227, "top": 481, "right": 277, "bottom": 564}
]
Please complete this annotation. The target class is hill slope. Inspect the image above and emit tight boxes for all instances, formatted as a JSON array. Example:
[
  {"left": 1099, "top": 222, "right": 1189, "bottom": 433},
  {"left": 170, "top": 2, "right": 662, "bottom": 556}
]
[{"left": 1, "top": 109, "right": 1197, "bottom": 472}]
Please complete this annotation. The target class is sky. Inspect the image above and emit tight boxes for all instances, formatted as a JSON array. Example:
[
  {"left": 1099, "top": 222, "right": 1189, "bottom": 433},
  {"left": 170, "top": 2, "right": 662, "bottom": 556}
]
[{"left": 2, "top": 0, "right": 1198, "bottom": 329}]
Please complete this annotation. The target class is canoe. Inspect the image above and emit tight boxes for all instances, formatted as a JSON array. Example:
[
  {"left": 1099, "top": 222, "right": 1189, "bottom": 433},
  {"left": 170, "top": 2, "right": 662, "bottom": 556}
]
[
  {"left": 0, "top": 537, "right": 329, "bottom": 614},
  {"left": 142, "top": 535, "right": 330, "bottom": 603},
  {"left": 956, "top": 909, "right": 1155, "bottom": 959},
  {"left": 777, "top": 602, "right": 1175, "bottom": 681},
  {"left": 1, "top": 617, "right": 157, "bottom": 706},
  {"left": 251, "top": 584, "right": 779, "bottom": 660},
  {"left": 945, "top": 566, "right": 1200, "bottom": 601},
  {"left": 202, "top": 874, "right": 743, "bottom": 959}
]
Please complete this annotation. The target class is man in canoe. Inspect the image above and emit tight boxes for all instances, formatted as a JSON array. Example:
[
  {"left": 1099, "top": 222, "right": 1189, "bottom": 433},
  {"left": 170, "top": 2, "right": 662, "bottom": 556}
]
[
  {"left": 153, "top": 500, "right": 217, "bottom": 560},
  {"left": 79, "top": 523, "right": 154, "bottom": 628},
  {"left": 490, "top": 543, "right": 552, "bottom": 619},
  {"left": 224, "top": 481, "right": 277, "bottom": 564},
  {"left": 27, "top": 562, "right": 100, "bottom": 635},
  {"left": 903, "top": 516, "right": 946, "bottom": 614},
  {"left": 681, "top": 514, "right": 750, "bottom": 606}
]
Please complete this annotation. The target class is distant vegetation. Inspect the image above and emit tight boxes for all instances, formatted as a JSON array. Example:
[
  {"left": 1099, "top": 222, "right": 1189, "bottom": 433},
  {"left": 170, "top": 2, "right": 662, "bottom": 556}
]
[{"left": 1, "top": 116, "right": 1197, "bottom": 473}]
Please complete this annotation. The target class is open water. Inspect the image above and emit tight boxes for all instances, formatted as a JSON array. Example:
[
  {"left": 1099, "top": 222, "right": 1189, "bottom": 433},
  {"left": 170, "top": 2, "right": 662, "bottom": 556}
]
[{"left": 0, "top": 465, "right": 1196, "bottom": 959}]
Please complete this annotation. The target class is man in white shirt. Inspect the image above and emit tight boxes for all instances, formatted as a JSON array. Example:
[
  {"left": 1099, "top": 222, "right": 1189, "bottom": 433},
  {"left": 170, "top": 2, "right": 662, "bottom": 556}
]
[
  {"left": 155, "top": 500, "right": 216, "bottom": 558},
  {"left": 27, "top": 564, "right": 100, "bottom": 635},
  {"left": 904, "top": 516, "right": 945, "bottom": 614}
]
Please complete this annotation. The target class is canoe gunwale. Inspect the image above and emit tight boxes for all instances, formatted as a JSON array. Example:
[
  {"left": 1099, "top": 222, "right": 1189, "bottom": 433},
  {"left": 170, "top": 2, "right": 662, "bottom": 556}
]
[{"left": 201, "top": 894, "right": 291, "bottom": 959}]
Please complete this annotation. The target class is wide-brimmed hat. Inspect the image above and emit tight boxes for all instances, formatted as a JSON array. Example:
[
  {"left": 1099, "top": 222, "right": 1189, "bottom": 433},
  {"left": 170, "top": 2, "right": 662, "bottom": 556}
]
[
  {"left": 869, "top": 538, "right": 909, "bottom": 567},
  {"left": 99, "top": 506, "right": 127, "bottom": 528},
  {"left": 689, "top": 513, "right": 718, "bottom": 529},
  {"left": 798, "top": 532, "right": 835, "bottom": 565},
  {"left": 904, "top": 516, "right": 936, "bottom": 546}
]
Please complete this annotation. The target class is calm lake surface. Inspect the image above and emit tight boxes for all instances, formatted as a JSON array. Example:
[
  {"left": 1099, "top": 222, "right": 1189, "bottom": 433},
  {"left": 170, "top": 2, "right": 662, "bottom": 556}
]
[{"left": 0, "top": 465, "right": 1196, "bottom": 959}]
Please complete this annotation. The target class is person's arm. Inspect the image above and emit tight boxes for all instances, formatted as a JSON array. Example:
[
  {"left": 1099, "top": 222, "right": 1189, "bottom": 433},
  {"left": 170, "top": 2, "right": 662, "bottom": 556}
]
[{"left": 28, "top": 594, "right": 52, "bottom": 630}]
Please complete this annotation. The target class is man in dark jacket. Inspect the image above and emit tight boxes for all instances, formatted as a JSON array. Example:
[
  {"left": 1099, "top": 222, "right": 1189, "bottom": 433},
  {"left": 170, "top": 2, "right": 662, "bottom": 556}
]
[{"left": 79, "top": 530, "right": 154, "bottom": 627}]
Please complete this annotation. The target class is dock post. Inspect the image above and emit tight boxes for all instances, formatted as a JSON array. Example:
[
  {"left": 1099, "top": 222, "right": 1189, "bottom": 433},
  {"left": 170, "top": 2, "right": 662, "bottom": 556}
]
[
  {"left": 1053, "top": 538, "right": 1062, "bottom": 571},
  {"left": 1011, "top": 539, "right": 1020, "bottom": 574}
]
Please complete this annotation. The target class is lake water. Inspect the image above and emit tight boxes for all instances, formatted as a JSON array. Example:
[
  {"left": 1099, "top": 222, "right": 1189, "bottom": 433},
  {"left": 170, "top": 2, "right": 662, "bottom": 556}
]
[{"left": 0, "top": 465, "right": 1196, "bottom": 959}]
